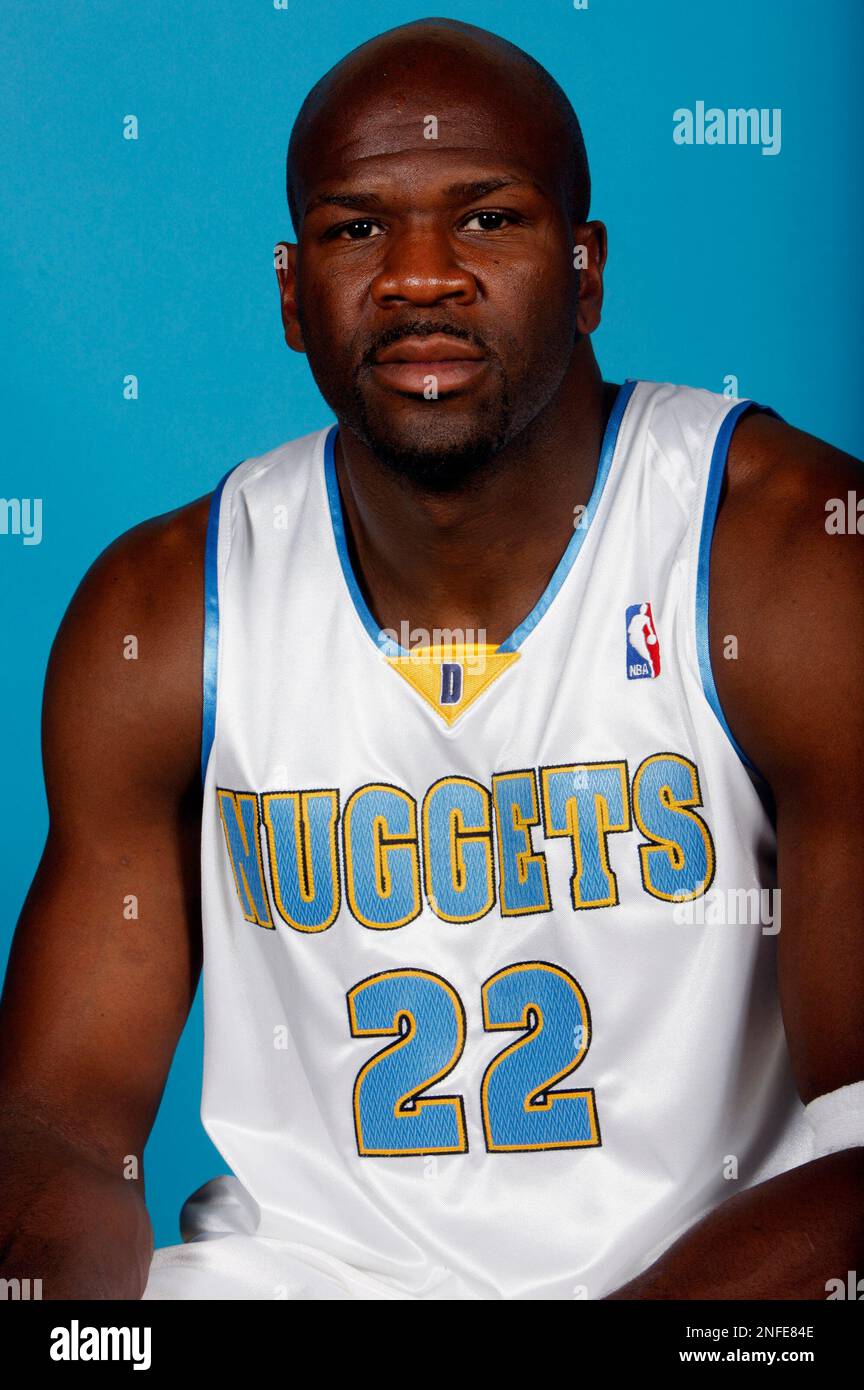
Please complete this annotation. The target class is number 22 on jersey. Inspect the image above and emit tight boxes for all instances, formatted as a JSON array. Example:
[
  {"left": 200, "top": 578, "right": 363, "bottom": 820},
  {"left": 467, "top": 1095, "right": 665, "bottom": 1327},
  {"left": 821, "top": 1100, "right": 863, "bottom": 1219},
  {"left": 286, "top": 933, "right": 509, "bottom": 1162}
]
[{"left": 347, "top": 961, "right": 601, "bottom": 1156}]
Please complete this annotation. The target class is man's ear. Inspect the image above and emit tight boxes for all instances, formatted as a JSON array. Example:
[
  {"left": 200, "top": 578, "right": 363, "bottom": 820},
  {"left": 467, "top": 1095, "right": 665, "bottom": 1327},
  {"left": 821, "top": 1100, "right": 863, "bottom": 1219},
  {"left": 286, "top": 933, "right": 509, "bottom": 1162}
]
[
  {"left": 573, "top": 220, "right": 607, "bottom": 335},
  {"left": 274, "top": 241, "right": 305, "bottom": 352}
]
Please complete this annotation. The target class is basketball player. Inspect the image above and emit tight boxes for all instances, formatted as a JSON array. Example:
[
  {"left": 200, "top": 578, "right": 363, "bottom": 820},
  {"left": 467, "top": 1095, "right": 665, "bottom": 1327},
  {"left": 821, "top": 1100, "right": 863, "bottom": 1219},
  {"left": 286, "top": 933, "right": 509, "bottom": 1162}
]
[{"left": 1, "top": 19, "right": 862, "bottom": 1301}]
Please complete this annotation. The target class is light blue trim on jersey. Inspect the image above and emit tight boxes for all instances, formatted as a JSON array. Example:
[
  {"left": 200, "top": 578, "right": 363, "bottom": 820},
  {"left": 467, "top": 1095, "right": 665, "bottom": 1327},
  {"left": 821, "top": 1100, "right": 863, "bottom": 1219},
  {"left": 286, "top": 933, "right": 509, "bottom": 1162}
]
[
  {"left": 323, "top": 425, "right": 404, "bottom": 656},
  {"left": 695, "top": 400, "right": 779, "bottom": 782},
  {"left": 201, "top": 467, "right": 233, "bottom": 784},
  {"left": 498, "top": 378, "right": 637, "bottom": 652},
  {"left": 324, "top": 377, "right": 637, "bottom": 659}
]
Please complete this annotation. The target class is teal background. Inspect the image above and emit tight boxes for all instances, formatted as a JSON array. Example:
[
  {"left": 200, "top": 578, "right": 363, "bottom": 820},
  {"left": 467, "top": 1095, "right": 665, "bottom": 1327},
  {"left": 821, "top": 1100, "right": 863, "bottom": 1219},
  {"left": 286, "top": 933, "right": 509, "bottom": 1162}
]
[{"left": 1, "top": 0, "right": 862, "bottom": 1248}]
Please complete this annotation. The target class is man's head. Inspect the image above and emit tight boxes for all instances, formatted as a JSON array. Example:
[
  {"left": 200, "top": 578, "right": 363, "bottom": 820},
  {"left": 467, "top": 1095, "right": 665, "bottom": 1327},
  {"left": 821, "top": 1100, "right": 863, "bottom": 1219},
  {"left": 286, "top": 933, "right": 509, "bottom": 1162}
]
[{"left": 277, "top": 18, "right": 605, "bottom": 489}]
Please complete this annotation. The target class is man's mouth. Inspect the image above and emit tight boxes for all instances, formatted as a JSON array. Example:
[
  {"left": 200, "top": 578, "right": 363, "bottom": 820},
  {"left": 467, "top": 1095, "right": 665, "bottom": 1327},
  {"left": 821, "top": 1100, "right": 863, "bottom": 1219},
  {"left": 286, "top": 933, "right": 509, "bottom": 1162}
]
[{"left": 370, "top": 334, "right": 488, "bottom": 396}]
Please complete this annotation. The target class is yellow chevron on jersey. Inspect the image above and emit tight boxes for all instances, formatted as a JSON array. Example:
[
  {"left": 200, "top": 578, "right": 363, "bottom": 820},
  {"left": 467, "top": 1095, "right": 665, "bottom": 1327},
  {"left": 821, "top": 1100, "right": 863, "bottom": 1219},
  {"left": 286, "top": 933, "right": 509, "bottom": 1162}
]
[{"left": 386, "top": 643, "right": 520, "bottom": 725}]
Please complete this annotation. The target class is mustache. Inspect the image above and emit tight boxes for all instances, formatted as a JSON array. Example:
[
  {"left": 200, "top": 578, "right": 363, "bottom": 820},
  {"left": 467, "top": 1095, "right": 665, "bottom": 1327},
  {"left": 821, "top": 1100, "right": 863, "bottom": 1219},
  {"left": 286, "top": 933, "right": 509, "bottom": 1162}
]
[{"left": 359, "top": 320, "right": 492, "bottom": 368}]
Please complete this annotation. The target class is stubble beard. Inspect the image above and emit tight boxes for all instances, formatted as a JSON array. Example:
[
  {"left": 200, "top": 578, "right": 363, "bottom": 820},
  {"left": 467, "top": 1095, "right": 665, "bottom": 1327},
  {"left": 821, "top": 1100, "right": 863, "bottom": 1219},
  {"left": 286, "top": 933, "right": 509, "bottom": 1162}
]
[{"left": 346, "top": 361, "right": 514, "bottom": 494}]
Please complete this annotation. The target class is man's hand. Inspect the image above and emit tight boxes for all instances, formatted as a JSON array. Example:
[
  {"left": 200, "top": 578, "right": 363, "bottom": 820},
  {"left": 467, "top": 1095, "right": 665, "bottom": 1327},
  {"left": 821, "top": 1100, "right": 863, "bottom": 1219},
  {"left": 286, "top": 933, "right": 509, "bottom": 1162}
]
[
  {"left": 606, "top": 1148, "right": 864, "bottom": 1300},
  {"left": 0, "top": 1113, "right": 154, "bottom": 1301}
]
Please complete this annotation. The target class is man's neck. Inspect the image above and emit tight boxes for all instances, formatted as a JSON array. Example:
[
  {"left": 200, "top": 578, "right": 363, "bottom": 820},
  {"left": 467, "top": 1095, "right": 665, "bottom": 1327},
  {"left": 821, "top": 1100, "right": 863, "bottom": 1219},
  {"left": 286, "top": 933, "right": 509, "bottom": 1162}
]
[{"left": 333, "top": 346, "right": 617, "bottom": 648}]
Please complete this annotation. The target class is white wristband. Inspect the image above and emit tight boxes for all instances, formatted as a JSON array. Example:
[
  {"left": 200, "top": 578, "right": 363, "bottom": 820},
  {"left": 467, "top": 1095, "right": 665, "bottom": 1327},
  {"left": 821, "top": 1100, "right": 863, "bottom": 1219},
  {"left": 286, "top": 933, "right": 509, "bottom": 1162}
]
[{"left": 804, "top": 1079, "right": 864, "bottom": 1158}]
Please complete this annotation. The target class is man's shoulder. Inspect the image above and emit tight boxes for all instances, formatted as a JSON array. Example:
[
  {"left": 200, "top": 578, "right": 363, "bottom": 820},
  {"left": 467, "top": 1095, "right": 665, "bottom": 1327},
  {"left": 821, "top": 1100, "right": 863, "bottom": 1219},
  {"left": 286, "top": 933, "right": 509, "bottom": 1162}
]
[
  {"left": 716, "top": 407, "right": 862, "bottom": 645},
  {"left": 45, "top": 491, "right": 215, "bottom": 798},
  {"left": 725, "top": 408, "right": 862, "bottom": 530},
  {"left": 715, "top": 406, "right": 863, "bottom": 640},
  {"left": 58, "top": 421, "right": 336, "bottom": 680},
  {"left": 709, "top": 407, "right": 863, "bottom": 783},
  {"left": 77, "top": 490, "right": 212, "bottom": 627}
]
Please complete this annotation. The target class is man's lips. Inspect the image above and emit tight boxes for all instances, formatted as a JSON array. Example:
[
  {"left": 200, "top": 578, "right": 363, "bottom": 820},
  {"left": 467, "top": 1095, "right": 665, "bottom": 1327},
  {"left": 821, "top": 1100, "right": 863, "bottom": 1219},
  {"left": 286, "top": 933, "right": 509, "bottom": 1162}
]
[
  {"left": 370, "top": 334, "right": 488, "bottom": 396},
  {"left": 374, "top": 335, "right": 485, "bottom": 365}
]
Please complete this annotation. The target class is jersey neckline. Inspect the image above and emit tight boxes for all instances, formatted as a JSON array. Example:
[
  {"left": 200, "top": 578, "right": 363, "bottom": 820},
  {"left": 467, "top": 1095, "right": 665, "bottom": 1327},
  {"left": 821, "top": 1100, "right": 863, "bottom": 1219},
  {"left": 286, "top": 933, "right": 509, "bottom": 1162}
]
[{"left": 323, "top": 378, "right": 637, "bottom": 658}]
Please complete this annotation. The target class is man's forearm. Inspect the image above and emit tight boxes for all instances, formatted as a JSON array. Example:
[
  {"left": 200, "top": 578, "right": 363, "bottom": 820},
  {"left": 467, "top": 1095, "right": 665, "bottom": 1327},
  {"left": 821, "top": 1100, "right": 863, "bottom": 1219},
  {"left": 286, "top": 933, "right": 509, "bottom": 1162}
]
[
  {"left": 0, "top": 1119, "right": 153, "bottom": 1299},
  {"left": 606, "top": 1148, "right": 864, "bottom": 1300}
]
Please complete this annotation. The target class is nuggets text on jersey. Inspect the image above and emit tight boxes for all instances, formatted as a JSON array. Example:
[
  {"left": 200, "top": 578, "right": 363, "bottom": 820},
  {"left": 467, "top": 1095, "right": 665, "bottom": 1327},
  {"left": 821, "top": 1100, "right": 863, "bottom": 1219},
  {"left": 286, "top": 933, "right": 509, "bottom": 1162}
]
[{"left": 216, "top": 751, "right": 716, "bottom": 932}]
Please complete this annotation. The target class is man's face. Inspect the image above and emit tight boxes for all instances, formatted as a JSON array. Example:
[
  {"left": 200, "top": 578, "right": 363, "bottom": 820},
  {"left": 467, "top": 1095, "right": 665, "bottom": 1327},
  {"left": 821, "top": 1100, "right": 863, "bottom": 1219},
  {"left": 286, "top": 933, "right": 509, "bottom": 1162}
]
[{"left": 280, "top": 79, "right": 599, "bottom": 488}]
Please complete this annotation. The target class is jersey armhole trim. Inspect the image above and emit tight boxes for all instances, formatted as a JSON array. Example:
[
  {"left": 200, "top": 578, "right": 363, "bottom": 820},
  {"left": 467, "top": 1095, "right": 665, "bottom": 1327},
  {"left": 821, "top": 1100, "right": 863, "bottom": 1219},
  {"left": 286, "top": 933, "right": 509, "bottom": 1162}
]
[
  {"left": 695, "top": 400, "right": 781, "bottom": 783},
  {"left": 201, "top": 467, "right": 235, "bottom": 785}
]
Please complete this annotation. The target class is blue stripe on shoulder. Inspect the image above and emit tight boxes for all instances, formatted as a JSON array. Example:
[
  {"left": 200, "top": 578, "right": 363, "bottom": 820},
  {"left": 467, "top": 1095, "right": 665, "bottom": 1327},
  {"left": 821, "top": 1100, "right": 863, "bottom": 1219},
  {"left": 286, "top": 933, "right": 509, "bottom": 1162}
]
[
  {"left": 695, "top": 401, "right": 780, "bottom": 781},
  {"left": 201, "top": 466, "right": 235, "bottom": 785}
]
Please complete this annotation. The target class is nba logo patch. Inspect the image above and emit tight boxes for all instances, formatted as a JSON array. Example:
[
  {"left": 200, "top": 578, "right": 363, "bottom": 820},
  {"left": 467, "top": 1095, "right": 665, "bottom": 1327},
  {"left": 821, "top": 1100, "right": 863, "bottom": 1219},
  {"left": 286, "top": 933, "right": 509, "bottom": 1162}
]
[{"left": 625, "top": 603, "right": 661, "bottom": 680}]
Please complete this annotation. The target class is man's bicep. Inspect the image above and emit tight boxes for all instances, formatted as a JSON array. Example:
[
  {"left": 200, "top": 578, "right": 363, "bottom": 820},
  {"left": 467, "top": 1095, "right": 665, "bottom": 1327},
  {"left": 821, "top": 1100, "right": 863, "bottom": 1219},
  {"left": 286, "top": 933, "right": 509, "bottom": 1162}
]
[
  {"left": 767, "top": 560, "right": 864, "bottom": 1102},
  {"left": 771, "top": 760, "right": 864, "bottom": 1104},
  {"left": 711, "top": 414, "right": 864, "bottom": 1104},
  {"left": 0, "top": 505, "right": 205, "bottom": 1161},
  {"left": 1, "top": 815, "right": 202, "bottom": 1158}
]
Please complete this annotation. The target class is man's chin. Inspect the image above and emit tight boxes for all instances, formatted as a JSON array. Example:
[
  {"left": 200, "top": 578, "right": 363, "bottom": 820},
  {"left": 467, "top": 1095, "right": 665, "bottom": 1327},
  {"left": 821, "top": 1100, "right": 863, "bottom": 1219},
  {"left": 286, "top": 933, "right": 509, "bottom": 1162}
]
[
  {"left": 352, "top": 399, "right": 510, "bottom": 492},
  {"left": 363, "top": 430, "right": 504, "bottom": 491}
]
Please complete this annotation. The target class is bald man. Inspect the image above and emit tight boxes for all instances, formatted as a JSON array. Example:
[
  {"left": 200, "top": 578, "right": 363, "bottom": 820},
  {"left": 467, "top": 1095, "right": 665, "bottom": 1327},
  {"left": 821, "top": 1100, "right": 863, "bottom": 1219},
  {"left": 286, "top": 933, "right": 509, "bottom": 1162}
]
[{"left": 1, "top": 19, "right": 862, "bottom": 1302}]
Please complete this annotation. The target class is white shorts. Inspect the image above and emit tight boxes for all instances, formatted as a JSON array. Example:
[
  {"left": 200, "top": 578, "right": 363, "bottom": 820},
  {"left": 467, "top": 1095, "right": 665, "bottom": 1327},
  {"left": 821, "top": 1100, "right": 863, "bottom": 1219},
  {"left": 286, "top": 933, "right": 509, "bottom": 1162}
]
[{"left": 142, "top": 1175, "right": 469, "bottom": 1300}]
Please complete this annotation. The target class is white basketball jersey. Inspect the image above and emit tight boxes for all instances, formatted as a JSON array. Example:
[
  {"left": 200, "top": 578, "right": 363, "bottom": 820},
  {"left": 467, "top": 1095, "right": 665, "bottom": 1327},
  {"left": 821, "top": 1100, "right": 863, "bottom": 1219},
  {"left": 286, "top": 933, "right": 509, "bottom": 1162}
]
[{"left": 144, "top": 379, "right": 815, "bottom": 1301}]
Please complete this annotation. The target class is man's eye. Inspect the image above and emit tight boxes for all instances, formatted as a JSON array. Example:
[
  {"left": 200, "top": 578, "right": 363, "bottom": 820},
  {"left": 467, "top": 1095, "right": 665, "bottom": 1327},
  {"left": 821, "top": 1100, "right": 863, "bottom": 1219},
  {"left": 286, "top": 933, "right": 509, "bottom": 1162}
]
[
  {"left": 461, "top": 210, "right": 515, "bottom": 232},
  {"left": 331, "top": 220, "right": 383, "bottom": 241}
]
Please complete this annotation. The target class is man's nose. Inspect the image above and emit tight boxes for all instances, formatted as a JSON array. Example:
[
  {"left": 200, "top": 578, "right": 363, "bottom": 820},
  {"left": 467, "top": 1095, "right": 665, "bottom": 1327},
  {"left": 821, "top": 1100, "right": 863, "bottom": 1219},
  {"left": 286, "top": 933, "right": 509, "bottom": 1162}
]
[{"left": 370, "top": 226, "right": 478, "bottom": 308}]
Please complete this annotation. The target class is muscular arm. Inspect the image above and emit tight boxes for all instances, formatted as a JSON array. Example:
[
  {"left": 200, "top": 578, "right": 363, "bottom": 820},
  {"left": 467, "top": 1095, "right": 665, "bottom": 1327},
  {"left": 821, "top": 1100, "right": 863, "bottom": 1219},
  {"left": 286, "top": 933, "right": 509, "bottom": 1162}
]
[
  {"left": 0, "top": 494, "right": 209, "bottom": 1299},
  {"left": 608, "top": 410, "right": 864, "bottom": 1299}
]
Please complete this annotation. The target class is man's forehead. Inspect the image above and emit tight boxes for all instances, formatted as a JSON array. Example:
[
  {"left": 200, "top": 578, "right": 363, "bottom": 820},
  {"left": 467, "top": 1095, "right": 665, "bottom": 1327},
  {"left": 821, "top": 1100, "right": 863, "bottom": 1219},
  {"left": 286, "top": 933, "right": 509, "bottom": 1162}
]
[
  {"left": 287, "top": 25, "right": 588, "bottom": 227},
  {"left": 296, "top": 97, "right": 564, "bottom": 207}
]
